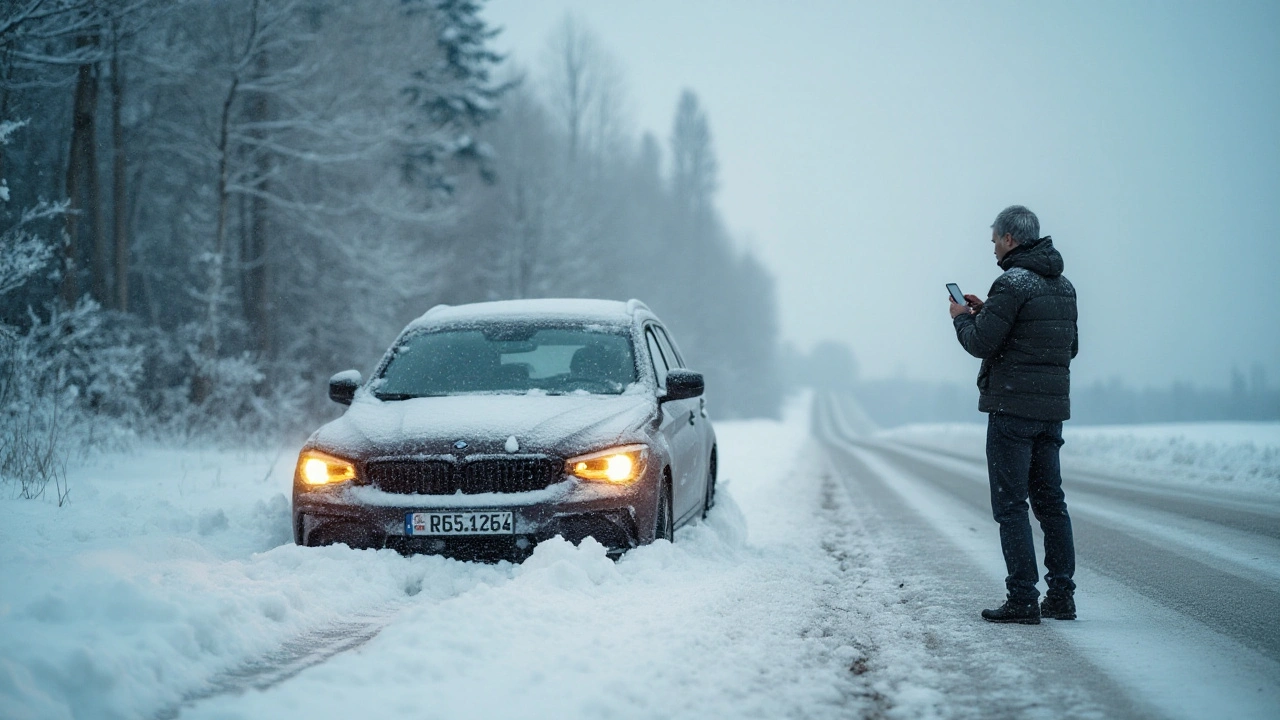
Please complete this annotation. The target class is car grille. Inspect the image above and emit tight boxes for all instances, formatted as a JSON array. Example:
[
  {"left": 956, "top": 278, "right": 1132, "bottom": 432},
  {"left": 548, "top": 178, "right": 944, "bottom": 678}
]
[
  {"left": 365, "top": 460, "right": 454, "bottom": 495},
  {"left": 364, "top": 457, "right": 562, "bottom": 495}
]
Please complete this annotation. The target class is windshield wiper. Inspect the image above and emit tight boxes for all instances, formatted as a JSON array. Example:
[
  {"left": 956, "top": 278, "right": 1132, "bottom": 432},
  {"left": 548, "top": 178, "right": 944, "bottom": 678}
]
[{"left": 374, "top": 392, "right": 421, "bottom": 401}]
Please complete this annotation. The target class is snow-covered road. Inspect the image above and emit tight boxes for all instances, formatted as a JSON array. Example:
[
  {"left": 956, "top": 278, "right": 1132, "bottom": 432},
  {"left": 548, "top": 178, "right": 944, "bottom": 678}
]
[
  {"left": 3, "top": 396, "right": 1279, "bottom": 719},
  {"left": 817, "top": 393, "right": 1280, "bottom": 719}
]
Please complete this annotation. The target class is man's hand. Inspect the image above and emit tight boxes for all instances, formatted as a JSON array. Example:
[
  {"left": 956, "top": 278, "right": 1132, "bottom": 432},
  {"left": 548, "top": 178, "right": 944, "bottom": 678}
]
[
  {"left": 949, "top": 298, "right": 972, "bottom": 319},
  {"left": 964, "top": 294, "right": 985, "bottom": 313}
]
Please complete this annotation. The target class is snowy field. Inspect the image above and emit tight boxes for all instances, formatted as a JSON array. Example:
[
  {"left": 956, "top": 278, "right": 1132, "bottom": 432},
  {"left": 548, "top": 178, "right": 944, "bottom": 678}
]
[
  {"left": 879, "top": 420, "right": 1280, "bottom": 496},
  {"left": 4, "top": 399, "right": 1280, "bottom": 719}
]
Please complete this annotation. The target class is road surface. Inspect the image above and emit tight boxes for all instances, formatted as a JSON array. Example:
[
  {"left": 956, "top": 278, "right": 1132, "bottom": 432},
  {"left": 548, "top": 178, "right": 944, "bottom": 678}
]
[{"left": 815, "top": 392, "right": 1280, "bottom": 719}]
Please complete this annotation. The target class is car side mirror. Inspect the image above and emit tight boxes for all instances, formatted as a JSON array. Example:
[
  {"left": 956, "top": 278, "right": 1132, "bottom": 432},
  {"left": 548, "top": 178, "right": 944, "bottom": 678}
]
[
  {"left": 329, "top": 369, "right": 361, "bottom": 405},
  {"left": 662, "top": 369, "right": 704, "bottom": 402}
]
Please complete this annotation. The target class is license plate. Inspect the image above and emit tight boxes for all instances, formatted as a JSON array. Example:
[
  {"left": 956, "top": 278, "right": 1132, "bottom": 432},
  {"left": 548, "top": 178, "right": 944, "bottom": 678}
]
[{"left": 405, "top": 511, "right": 514, "bottom": 536}]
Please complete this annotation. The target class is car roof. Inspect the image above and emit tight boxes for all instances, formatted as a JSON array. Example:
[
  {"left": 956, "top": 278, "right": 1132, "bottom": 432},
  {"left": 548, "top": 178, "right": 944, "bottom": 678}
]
[{"left": 403, "top": 298, "right": 653, "bottom": 333}]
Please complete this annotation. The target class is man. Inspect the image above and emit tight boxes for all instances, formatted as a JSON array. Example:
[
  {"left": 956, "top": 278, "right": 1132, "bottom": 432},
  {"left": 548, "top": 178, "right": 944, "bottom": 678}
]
[{"left": 949, "top": 205, "right": 1078, "bottom": 625}]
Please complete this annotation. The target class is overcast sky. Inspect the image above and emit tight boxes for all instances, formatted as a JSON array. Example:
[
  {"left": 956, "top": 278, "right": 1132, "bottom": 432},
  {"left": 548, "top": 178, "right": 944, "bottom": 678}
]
[{"left": 483, "top": 0, "right": 1280, "bottom": 388}]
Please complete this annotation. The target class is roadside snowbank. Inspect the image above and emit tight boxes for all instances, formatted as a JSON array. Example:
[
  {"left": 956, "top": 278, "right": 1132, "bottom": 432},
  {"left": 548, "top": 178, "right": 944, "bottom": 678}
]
[
  {"left": 1, "top": 395, "right": 877, "bottom": 720},
  {"left": 0, "top": 445, "right": 512, "bottom": 720},
  {"left": 879, "top": 421, "right": 1280, "bottom": 495}
]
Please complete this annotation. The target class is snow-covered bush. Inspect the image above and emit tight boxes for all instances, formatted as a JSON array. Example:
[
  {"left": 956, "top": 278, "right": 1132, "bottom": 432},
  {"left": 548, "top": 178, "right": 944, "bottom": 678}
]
[
  {"left": 140, "top": 323, "right": 311, "bottom": 443},
  {"left": 0, "top": 298, "right": 148, "bottom": 500},
  {"left": 0, "top": 121, "right": 57, "bottom": 301},
  {"left": 0, "top": 121, "right": 61, "bottom": 499},
  {"left": 0, "top": 123, "right": 72, "bottom": 500},
  {"left": 0, "top": 121, "right": 151, "bottom": 500}
]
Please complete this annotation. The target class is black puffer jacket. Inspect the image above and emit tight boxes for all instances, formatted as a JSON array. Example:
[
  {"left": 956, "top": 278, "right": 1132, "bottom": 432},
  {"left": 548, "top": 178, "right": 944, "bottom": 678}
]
[{"left": 953, "top": 237, "right": 1078, "bottom": 421}]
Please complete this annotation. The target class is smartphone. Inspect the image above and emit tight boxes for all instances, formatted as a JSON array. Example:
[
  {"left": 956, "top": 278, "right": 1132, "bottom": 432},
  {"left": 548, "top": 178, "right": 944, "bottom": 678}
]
[{"left": 946, "top": 283, "right": 966, "bottom": 305}]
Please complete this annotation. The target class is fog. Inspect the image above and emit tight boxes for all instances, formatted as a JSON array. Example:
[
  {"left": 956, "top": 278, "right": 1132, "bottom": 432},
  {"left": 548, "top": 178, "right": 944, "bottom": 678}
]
[
  {"left": 2, "top": 0, "right": 1276, "bottom": 450},
  {"left": 485, "top": 0, "right": 1280, "bottom": 390}
]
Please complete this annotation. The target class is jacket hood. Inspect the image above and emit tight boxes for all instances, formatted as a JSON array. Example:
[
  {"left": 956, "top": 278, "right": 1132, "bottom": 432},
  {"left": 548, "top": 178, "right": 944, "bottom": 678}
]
[
  {"left": 999, "top": 236, "right": 1064, "bottom": 277},
  {"left": 308, "top": 392, "right": 656, "bottom": 460}
]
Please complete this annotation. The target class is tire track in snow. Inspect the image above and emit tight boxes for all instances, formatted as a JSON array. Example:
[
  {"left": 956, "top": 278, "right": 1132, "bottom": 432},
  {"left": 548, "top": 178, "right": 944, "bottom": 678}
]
[
  {"left": 158, "top": 605, "right": 402, "bottom": 720},
  {"left": 809, "top": 462, "right": 894, "bottom": 718}
]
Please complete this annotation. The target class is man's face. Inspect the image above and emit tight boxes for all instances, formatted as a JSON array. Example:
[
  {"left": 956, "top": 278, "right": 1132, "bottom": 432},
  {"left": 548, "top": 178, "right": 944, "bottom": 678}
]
[{"left": 992, "top": 231, "right": 1018, "bottom": 263}]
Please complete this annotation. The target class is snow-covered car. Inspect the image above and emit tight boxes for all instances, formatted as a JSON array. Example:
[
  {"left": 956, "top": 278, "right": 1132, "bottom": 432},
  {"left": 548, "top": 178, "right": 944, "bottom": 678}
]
[{"left": 291, "top": 298, "right": 717, "bottom": 560}]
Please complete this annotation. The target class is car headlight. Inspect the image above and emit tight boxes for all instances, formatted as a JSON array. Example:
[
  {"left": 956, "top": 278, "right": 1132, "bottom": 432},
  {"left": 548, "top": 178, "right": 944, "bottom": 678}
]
[
  {"left": 297, "top": 449, "right": 357, "bottom": 487},
  {"left": 566, "top": 444, "right": 648, "bottom": 484}
]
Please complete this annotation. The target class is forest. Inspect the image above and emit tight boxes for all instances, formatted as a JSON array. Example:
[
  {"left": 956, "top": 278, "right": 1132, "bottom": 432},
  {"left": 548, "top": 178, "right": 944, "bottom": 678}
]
[{"left": 0, "top": 0, "right": 783, "bottom": 499}]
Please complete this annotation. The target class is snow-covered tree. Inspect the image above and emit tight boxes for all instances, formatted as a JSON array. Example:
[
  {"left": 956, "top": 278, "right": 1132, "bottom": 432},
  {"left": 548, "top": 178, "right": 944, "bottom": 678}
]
[
  {"left": 670, "top": 89, "right": 718, "bottom": 216},
  {"left": 541, "top": 13, "right": 628, "bottom": 171},
  {"left": 0, "top": 0, "right": 785, "bottom": 469},
  {"left": 0, "top": 120, "right": 56, "bottom": 312},
  {"left": 401, "top": 0, "right": 509, "bottom": 195}
]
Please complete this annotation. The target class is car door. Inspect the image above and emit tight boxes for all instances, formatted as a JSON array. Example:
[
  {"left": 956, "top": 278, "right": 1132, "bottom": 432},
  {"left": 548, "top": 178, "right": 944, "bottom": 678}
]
[{"left": 647, "top": 325, "right": 704, "bottom": 523}]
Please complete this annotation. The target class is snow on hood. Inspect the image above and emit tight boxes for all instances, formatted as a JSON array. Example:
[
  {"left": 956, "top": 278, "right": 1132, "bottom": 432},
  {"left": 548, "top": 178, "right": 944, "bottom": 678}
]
[{"left": 309, "top": 391, "right": 657, "bottom": 459}]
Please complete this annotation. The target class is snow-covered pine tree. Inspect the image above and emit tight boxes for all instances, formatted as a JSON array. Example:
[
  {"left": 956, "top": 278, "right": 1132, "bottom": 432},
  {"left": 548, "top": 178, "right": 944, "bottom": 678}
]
[
  {"left": 670, "top": 89, "right": 719, "bottom": 218},
  {"left": 401, "top": 0, "right": 510, "bottom": 196}
]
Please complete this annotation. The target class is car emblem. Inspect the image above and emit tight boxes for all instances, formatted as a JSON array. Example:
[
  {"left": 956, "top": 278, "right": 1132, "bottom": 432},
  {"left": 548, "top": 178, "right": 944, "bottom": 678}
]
[{"left": 454, "top": 440, "right": 468, "bottom": 450}]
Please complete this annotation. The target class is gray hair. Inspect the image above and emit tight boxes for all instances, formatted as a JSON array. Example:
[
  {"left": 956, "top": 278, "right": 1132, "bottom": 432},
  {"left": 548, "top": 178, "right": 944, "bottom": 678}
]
[{"left": 991, "top": 205, "right": 1040, "bottom": 244}]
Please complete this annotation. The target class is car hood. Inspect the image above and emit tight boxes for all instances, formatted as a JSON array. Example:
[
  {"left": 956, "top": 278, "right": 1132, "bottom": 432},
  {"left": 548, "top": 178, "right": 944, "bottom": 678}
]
[{"left": 309, "top": 392, "right": 657, "bottom": 460}]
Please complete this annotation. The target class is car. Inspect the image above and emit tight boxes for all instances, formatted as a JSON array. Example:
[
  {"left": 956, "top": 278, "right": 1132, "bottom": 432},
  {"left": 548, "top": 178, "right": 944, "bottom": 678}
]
[{"left": 291, "top": 298, "right": 718, "bottom": 561}]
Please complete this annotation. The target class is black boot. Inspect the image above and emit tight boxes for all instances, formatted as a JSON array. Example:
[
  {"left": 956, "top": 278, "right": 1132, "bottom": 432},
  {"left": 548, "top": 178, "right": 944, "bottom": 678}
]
[
  {"left": 1041, "top": 593, "right": 1076, "bottom": 620},
  {"left": 981, "top": 599, "right": 1041, "bottom": 624}
]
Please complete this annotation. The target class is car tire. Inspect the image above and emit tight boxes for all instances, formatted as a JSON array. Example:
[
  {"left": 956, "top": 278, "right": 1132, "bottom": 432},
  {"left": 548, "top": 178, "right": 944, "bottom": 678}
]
[
  {"left": 701, "top": 448, "right": 718, "bottom": 519},
  {"left": 655, "top": 473, "right": 674, "bottom": 542}
]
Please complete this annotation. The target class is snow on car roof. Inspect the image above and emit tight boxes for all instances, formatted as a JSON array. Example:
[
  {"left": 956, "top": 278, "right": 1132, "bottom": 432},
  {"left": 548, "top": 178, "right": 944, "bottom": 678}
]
[{"left": 405, "top": 298, "right": 649, "bottom": 332}]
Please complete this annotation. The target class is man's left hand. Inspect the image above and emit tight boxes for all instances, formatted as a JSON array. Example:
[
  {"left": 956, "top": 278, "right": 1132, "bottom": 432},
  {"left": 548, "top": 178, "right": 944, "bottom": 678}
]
[{"left": 949, "top": 299, "right": 972, "bottom": 319}]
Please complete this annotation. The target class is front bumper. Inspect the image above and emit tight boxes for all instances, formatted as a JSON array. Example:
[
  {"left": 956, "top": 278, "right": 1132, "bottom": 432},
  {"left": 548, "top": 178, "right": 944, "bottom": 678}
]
[{"left": 292, "top": 476, "right": 655, "bottom": 561}]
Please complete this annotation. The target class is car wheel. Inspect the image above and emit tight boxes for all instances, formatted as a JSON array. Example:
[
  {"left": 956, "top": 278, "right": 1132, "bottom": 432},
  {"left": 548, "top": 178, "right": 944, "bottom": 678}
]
[
  {"left": 655, "top": 474, "right": 674, "bottom": 542},
  {"left": 701, "top": 448, "right": 718, "bottom": 519}
]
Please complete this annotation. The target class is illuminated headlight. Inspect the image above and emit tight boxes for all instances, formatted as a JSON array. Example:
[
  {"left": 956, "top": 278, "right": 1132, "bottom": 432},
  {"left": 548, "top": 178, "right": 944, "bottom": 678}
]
[
  {"left": 566, "top": 444, "right": 648, "bottom": 484},
  {"left": 297, "top": 449, "right": 357, "bottom": 487}
]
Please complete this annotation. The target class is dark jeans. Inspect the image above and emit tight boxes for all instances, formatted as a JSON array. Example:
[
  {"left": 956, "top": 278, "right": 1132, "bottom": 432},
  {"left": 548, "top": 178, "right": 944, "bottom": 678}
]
[{"left": 986, "top": 413, "right": 1076, "bottom": 603}]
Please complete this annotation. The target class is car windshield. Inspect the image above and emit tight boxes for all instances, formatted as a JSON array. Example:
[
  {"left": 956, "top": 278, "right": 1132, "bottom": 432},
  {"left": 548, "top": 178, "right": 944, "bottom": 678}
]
[{"left": 374, "top": 325, "right": 637, "bottom": 398}]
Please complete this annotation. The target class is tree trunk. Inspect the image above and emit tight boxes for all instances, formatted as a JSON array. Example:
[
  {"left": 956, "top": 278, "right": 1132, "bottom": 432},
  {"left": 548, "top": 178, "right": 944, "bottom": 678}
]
[
  {"left": 238, "top": 185, "right": 250, "bottom": 315},
  {"left": 111, "top": 41, "right": 128, "bottom": 312},
  {"left": 513, "top": 179, "right": 531, "bottom": 299},
  {"left": 62, "top": 35, "right": 99, "bottom": 306},
  {"left": 192, "top": 74, "right": 238, "bottom": 405},
  {"left": 87, "top": 59, "right": 108, "bottom": 307},
  {"left": 0, "top": 48, "right": 12, "bottom": 182},
  {"left": 245, "top": 51, "right": 271, "bottom": 356},
  {"left": 212, "top": 74, "right": 240, "bottom": 338},
  {"left": 247, "top": 180, "right": 270, "bottom": 355}
]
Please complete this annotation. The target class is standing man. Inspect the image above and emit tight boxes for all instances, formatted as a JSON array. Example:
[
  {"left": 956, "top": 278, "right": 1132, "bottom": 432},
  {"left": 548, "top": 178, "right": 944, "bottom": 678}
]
[{"left": 949, "top": 205, "right": 1078, "bottom": 624}]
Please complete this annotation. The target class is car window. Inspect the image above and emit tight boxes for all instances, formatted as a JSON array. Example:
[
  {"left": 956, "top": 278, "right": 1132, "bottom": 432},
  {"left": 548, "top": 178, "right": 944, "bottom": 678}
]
[
  {"left": 654, "top": 326, "right": 683, "bottom": 369},
  {"left": 646, "top": 328, "right": 669, "bottom": 390},
  {"left": 375, "top": 325, "right": 637, "bottom": 397}
]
